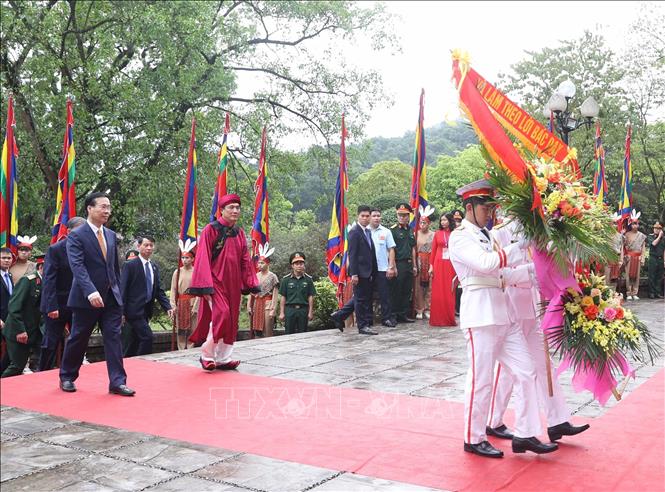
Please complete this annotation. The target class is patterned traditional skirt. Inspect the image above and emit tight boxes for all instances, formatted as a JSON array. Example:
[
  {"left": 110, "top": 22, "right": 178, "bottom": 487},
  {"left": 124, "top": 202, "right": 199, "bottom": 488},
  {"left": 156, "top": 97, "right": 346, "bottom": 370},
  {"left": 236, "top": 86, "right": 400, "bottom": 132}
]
[
  {"left": 626, "top": 252, "right": 642, "bottom": 279},
  {"left": 176, "top": 295, "right": 195, "bottom": 330},
  {"left": 418, "top": 252, "right": 431, "bottom": 285},
  {"left": 608, "top": 262, "right": 621, "bottom": 280},
  {"left": 251, "top": 295, "right": 273, "bottom": 331}
]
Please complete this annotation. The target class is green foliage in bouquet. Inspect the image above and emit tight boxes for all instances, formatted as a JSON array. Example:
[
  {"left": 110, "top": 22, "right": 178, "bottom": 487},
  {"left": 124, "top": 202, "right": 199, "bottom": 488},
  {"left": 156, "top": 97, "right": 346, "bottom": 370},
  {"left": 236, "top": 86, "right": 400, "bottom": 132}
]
[
  {"left": 482, "top": 147, "right": 618, "bottom": 272},
  {"left": 548, "top": 273, "right": 661, "bottom": 375}
]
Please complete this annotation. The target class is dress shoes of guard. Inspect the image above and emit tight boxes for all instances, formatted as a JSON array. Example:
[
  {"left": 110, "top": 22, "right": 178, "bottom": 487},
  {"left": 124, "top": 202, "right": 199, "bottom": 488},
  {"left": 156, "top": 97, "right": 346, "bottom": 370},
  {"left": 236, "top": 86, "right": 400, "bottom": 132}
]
[
  {"left": 109, "top": 385, "right": 136, "bottom": 397},
  {"left": 216, "top": 360, "right": 241, "bottom": 370},
  {"left": 463, "top": 440, "right": 504, "bottom": 458},
  {"left": 382, "top": 319, "right": 397, "bottom": 328},
  {"left": 358, "top": 326, "right": 378, "bottom": 335},
  {"left": 512, "top": 436, "right": 558, "bottom": 454},
  {"left": 547, "top": 421, "right": 590, "bottom": 442},
  {"left": 396, "top": 316, "right": 415, "bottom": 323},
  {"left": 330, "top": 310, "right": 345, "bottom": 332},
  {"left": 60, "top": 380, "right": 77, "bottom": 393},
  {"left": 486, "top": 424, "right": 514, "bottom": 440}
]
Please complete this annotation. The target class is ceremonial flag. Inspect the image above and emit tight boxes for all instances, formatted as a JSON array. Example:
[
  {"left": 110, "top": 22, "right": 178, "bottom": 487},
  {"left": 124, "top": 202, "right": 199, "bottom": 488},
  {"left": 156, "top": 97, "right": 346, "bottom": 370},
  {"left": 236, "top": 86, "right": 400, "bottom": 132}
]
[
  {"left": 592, "top": 120, "right": 607, "bottom": 205},
  {"left": 210, "top": 113, "right": 230, "bottom": 222},
  {"left": 326, "top": 115, "right": 350, "bottom": 303},
  {"left": 409, "top": 89, "right": 428, "bottom": 228},
  {"left": 1, "top": 96, "right": 19, "bottom": 253},
  {"left": 51, "top": 99, "right": 77, "bottom": 243},
  {"left": 618, "top": 123, "right": 632, "bottom": 220},
  {"left": 251, "top": 127, "right": 269, "bottom": 259},
  {"left": 179, "top": 118, "right": 198, "bottom": 244}
]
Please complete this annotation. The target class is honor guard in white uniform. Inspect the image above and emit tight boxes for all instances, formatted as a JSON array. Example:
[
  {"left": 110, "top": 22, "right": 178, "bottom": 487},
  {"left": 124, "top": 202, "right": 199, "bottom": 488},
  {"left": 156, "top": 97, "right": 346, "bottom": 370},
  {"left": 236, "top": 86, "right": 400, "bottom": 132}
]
[
  {"left": 449, "top": 180, "right": 557, "bottom": 458},
  {"left": 487, "top": 218, "right": 590, "bottom": 443}
]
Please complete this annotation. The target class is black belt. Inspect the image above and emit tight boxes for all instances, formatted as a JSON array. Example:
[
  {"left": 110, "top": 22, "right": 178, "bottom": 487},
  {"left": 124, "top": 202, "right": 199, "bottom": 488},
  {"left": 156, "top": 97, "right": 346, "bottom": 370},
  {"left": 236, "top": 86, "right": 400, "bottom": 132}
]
[
  {"left": 286, "top": 304, "right": 307, "bottom": 309},
  {"left": 396, "top": 258, "right": 412, "bottom": 263}
]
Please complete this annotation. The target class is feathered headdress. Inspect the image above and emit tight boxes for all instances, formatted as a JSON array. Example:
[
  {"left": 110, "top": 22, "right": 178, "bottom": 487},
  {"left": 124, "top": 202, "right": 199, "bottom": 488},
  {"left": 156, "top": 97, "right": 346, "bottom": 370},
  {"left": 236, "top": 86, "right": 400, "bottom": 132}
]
[
  {"left": 257, "top": 242, "right": 275, "bottom": 261},
  {"left": 611, "top": 212, "right": 622, "bottom": 223},
  {"left": 178, "top": 239, "right": 196, "bottom": 256},
  {"left": 630, "top": 209, "right": 641, "bottom": 224},
  {"left": 418, "top": 205, "right": 435, "bottom": 222},
  {"left": 16, "top": 235, "right": 37, "bottom": 249}
]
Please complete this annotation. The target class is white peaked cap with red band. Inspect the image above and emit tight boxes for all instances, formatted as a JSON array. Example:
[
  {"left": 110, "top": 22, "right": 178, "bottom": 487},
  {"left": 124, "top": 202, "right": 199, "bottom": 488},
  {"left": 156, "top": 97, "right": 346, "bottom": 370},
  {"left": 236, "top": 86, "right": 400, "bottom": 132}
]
[{"left": 455, "top": 179, "right": 495, "bottom": 201}]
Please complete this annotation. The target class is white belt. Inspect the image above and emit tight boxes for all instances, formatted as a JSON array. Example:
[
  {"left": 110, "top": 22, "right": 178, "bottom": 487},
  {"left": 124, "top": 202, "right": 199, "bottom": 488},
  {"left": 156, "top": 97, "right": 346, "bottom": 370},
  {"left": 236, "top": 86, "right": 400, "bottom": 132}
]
[{"left": 461, "top": 276, "right": 502, "bottom": 290}]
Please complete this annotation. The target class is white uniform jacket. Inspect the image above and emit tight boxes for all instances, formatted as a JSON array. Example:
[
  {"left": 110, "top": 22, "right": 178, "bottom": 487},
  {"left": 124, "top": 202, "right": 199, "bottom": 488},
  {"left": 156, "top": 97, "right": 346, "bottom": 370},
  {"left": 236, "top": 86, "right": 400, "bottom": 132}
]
[
  {"left": 492, "top": 220, "right": 536, "bottom": 322},
  {"left": 449, "top": 219, "right": 526, "bottom": 329}
]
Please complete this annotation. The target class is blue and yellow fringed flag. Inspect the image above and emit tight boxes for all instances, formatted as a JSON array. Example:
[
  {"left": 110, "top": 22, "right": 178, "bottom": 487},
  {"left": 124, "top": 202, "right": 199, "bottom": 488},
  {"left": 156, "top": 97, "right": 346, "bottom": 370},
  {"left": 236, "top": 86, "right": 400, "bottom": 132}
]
[
  {"left": 179, "top": 118, "right": 198, "bottom": 244},
  {"left": 1, "top": 95, "right": 19, "bottom": 253},
  {"left": 326, "top": 115, "right": 350, "bottom": 304},
  {"left": 409, "top": 89, "right": 428, "bottom": 227},
  {"left": 592, "top": 120, "right": 607, "bottom": 206},
  {"left": 210, "top": 113, "right": 230, "bottom": 222},
  {"left": 251, "top": 127, "right": 269, "bottom": 260},
  {"left": 618, "top": 122, "right": 632, "bottom": 221},
  {"left": 51, "top": 99, "right": 77, "bottom": 243}
]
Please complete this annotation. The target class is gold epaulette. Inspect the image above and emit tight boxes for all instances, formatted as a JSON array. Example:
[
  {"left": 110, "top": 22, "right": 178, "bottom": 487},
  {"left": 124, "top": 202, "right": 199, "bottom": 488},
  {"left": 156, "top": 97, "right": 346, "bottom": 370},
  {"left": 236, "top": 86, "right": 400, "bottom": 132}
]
[
  {"left": 304, "top": 273, "right": 312, "bottom": 278},
  {"left": 26, "top": 273, "right": 37, "bottom": 280},
  {"left": 282, "top": 273, "right": 293, "bottom": 278},
  {"left": 390, "top": 224, "right": 398, "bottom": 229},
  {"left": 453, "top": 225, "right": 465, "bottom": 232}
]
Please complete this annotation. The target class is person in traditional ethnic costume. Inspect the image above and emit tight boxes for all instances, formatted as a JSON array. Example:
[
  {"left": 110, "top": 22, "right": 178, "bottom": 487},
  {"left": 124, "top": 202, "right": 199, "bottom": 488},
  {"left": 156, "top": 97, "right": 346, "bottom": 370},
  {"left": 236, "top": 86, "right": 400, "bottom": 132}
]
[
  {"left": 9, "top": 235, "right": 37, "bottom": 285},
  {"left": 603, "top": 213, "right": 624, "bottom": 290},
  {"left": 186, "top": 194, "right": 259, "bottom": 371},
  {"left": 450, "top": 179, "right": 557, "bottom": 458},
  {"left": 170, "top": 239, "right": 198, "bottom": 350},
  {"left": 623, "top": 210, "right": 647, "bottom": 300},
  {"left": 486, "top": 218, "right": 589, "bottom": 443},
  {"left": 247, "top": 243, "right": 279, "bottom": 337},
  {"left": 647, "top": 221, "right": 664, "bottom": 299},
  {"left": 428, "top": 213, "right": 457, "bottom": 327},
  {"left": 414, "top": 206, "right": 435, "bottom": 320}
]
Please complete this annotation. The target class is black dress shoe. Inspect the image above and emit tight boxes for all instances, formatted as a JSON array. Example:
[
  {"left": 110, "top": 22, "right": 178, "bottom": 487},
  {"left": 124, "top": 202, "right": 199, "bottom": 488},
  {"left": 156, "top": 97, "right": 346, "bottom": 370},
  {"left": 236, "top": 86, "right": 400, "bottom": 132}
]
[
  {"left": 486, "top": 424, "right": 514, "bottom": 440},
  {"left": 358, "top": 327, "right": 378, "bottom": 335},
  {"left": 60, "top": 380, "right": 76, "bottom": 393},
  {"left": 512, "top": 436, "right": 558, "bottom": 454},
  {"left": 547, "top": 421, "right": 590, "bottom": 442},
  {"left": 330, "top": 311, "right": 344, "bottom": 332},
  {"left": 382, "top": 320, "right": 397, "bottom": 327},
  {"left": 396, "top": 316, "right": 415, "bottom": 323},
  {"left": 463, "top": 440, "right": 504, "bottom": 458},
  {"left": 109, "top": 385, "right": 136, "bottom": 397}
]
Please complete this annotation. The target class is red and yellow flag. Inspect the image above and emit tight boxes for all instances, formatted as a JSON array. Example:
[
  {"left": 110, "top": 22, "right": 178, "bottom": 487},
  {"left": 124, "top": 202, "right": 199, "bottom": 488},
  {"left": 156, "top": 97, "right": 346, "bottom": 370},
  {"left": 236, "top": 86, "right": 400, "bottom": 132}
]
[
  {"left": 51, "top": 99, "right": 77, "bottom": 243},
  {"left": 409, "top": 89, "right": 428, "bottom": 228},
  {"left": 251, "top": 127, "right": 269, "bottom": 259},
  {"left": 179, "top": 118, "right": 198, "bottom": 244},
  {"left": 210, "top": 114, "right": 230, "bottom": 222},
  {"left": 1, "top": 95, "right": 19, "bottom": 253}
]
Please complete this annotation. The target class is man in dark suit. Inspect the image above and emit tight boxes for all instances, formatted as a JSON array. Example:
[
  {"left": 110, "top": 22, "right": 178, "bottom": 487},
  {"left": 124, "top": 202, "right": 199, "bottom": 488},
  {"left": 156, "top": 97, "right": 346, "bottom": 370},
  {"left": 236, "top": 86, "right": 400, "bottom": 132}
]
[
  {"left": 120, "top": 235, "right": 173, "bottom": 356},
  {"left": 59, "top": 192, "right": 135, "bottom": 396},
  {"left": 38, "top": 216, "right": 87, "bottom": 371},
  {"left": 1, "top": 247, "right": 15, "bottom": 373},
  {"left": 347, "top": 205, "right": 379, "bottom": 335}
]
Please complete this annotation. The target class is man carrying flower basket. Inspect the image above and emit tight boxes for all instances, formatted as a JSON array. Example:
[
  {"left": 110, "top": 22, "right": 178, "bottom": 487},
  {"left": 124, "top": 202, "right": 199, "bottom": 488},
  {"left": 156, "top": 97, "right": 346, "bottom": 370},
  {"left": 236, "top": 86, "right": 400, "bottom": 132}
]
[{"left": 450, "top": 179, "right": 558, "bottom": 459}]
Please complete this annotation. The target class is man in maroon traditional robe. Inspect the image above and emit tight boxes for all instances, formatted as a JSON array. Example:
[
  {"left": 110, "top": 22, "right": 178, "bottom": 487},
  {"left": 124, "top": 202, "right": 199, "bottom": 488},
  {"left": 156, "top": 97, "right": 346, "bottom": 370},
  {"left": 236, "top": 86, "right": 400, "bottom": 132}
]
[{"left": 187, "top": 194, "right": 259, "bottom": 370}]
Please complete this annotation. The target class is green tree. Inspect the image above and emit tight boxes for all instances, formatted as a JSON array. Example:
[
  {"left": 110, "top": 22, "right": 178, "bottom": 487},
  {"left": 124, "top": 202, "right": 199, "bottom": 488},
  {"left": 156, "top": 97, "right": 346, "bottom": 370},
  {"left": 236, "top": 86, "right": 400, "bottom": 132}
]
[
  {"left": 427, "top": 145, "right": 486, "bottom": 215},
  {"left": 1, "top": 0, "right": 394, "bottom": 239},
  {"left": 346, "top": 160, "right": 412, "bottom": 214}
]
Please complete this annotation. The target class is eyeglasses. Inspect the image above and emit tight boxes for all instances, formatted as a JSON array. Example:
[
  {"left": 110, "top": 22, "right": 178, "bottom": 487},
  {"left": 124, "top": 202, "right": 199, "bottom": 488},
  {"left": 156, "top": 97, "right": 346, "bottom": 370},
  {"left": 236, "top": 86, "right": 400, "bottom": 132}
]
[{"left": 95, "top": 204, "right": 112, "bottom": 211}]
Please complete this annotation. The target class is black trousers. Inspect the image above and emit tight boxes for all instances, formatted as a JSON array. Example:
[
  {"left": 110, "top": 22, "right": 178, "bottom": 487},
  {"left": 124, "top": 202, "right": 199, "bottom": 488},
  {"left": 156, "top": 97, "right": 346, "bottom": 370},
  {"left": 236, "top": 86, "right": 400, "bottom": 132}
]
[
  {"left": 285, "top": 306, "right": 308, "bottom": 334},
  {"left": 123, "top": 315, "right": 153, "bottom": 357},
  {"left": 353, "top": 275, "right": 376, "bottom": 329},
  {"left": 59, "top": 295, "right": 127, "bottom": 389},
  {"left": 39, "top": 309, "right": 72, "bottom": 371},
  {"left": 1, "top": 336, "right": 42, "bottom": 378},
  {"left": 375, "top": 271, "right": 392, "bottom": 323},
  {"left": 390, "top": 259, "right": 413, "bottom": 319}
]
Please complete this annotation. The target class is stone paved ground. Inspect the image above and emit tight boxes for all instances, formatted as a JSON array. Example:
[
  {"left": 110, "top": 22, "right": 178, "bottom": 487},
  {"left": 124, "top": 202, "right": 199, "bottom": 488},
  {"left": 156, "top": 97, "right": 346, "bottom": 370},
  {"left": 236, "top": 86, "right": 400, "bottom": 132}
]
[{"left": 2, "top": 299, "right": 663, "bottom": 491}]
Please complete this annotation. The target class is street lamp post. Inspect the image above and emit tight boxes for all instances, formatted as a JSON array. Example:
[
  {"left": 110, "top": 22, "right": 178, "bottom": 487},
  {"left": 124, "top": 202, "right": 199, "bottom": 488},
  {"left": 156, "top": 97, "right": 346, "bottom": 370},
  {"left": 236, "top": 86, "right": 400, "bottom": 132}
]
[{"left": 543, "top": 80, "right": 600, "bottom": 145}]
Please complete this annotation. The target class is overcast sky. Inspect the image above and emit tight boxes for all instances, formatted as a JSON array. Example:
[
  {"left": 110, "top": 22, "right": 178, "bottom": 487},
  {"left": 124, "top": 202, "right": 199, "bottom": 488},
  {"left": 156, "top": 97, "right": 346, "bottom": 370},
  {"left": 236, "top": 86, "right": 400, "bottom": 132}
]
[{"left": 358, "top": 1, "right": 650, "bottom": 139}]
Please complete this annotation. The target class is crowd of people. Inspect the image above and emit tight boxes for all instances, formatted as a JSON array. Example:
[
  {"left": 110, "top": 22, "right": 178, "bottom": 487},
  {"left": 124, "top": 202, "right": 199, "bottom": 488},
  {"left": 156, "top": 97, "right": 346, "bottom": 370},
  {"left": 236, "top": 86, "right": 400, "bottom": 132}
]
[{"left": 0, "top": 184, "right": 663, "bottom": 459}]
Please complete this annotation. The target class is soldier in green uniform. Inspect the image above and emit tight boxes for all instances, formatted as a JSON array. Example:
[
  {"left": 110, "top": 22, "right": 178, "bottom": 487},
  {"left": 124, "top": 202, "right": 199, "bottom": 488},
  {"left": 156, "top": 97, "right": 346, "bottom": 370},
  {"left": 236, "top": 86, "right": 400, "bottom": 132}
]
[
  {"left": 1, "top": 255, "right": 44, "bottom": 378},
  {"left": 279, "top": 252, "right": 316, "bottom": 334},
  {"left": 647, "top": 221, "right": 664, "bottom": 299},
  {"left": 389, "top": 203, "right": 417, "bottom": 323}
]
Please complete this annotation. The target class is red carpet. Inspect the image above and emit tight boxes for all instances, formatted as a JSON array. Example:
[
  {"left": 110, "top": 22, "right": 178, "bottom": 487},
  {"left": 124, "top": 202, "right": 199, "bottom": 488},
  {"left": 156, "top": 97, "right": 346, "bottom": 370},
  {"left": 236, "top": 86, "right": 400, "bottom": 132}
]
[{"left": 1, "top": 359, "right": 663, "bottom": 491}]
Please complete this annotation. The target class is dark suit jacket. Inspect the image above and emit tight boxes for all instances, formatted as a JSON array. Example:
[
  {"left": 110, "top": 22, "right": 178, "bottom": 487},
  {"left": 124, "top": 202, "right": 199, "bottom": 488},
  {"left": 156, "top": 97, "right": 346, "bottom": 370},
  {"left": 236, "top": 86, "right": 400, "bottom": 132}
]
[
  {"left": 120, "top": 257, "right": 171, "bottom": 319},
  {"left": 40, "top": 238, "right": 74, "bottom": 314},
  {"left": 1, "top": 270, "right": 13, "bottom": 321},
  {"left": 66, "top": 223, "right": 122, "bottom": 309},
  {"left": 347, "top": 224, "right": 378, "bottom": 279}
]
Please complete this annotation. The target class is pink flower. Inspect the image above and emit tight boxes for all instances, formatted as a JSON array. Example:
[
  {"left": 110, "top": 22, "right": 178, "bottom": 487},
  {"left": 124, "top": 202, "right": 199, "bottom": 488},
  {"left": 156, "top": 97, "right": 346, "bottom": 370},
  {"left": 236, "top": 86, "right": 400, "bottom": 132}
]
[{"left": 604, "top": 307, "right": 617, "bottom": 322}]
